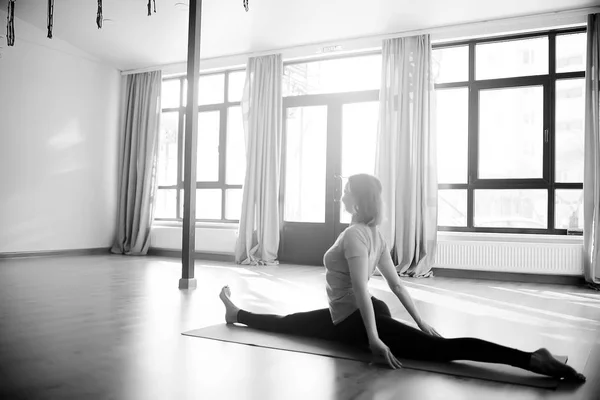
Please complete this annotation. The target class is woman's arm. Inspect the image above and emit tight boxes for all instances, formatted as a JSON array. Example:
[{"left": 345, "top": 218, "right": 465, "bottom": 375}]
[
  {"left": 345, "top": 230, "right": 401, "bottom": 369},
  {"left": 376, "top": 250, "right": 424, "bottom": 326},
  {"left": 377, "top": 248, "right": 441, "bottom": 337},
  {"left": 347, "top": 256, "right": 380, "bottom": 342}
]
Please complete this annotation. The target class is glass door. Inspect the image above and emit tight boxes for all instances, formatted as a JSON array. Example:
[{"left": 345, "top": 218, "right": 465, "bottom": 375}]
[
  {"left": 335, "top": 101, "right": 380, "bottom": 237},
  {"left": 279, "top": 96, "right": 379, "bottom": 265},
  {"left": 279, "top": 105, "right": 334, "bottom": 265}
]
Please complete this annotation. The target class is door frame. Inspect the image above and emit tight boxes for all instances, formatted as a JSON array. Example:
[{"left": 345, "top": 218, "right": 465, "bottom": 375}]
[{"left": 279, "top": 90, "right": 379, "bottom": 265}]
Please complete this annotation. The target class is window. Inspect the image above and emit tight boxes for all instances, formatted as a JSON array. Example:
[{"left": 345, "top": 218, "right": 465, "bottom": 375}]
[
  {"left": 283, "top": 54, "right": 381, "bottom": 96},
  {"left": 155, "top": 28, "right": 586, "bottom": 234},
  {"left": 156, "top": 70, "right": 246, "bottom": 222},
  {"left": 475, "top": 37, "right": 548, "bottom": 80},
  {"left": 281, "top": 53, "right": 380, "bottom": 228},
  {"left": 434, "top": 28, "right": 586, "bottom": 234},
  {"left": 432, "top": 46, "right": 469, "bottom": 83},
  {"left": 284, "top": 106, "right": 328, "bottom": 223}
]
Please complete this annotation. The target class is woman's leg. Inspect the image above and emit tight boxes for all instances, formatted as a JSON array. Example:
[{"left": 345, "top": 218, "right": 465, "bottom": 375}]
[
  {"left": 336, "top": 296, "right": 584, "bottom": 380},
  {"left": 219, "top": 286, "right": 337, "bottom": 341},
  {"left": 371, "top": 297, "right": 392, "bottom": 317},
  {"left": 237, "top": 308, "right": 335, "bottom": 340},
  {"left": 376, "top": 316, "right": 531, "bottom": 367},
  {"left": 375, "top": 314, "right": 584, "bottom": 380},
  {"left": 334, "top": 297, "right": 392, "bottom": 347},
  {"left": 336, "top": 296, "right": 530, "bottom": 367}
]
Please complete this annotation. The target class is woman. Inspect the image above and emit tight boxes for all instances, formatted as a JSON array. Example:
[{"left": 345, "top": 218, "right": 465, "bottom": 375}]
[{"left": 220, "top": 174, "right": 585, "bottom": 381}]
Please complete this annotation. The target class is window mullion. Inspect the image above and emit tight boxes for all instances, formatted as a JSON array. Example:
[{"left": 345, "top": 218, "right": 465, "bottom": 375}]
[
  {"left": 219, "top": 104, "right": 227, "bottom": 220},
  {"left": 467, "top": 41, "right": 476, "bottom": 229},
  {"left": 221, "top": 69, "right": 229, "bottom": 222},
  {"left": 548, "top": 32, "right": 557, "bottom": 231},
  {"left": 176, "top": 77, "right": 185, "bottom": 219}
]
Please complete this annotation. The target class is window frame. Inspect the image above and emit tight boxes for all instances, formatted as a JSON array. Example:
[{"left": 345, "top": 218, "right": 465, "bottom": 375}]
[
  {"left": 155, "top": 27, "right": 586, "bottom": 234},
  {"left": 434, "top": 26, "right": 586, "bottom": 235},
  {"left": 156, "top": 68, "right": 246, "bottom": 223}
]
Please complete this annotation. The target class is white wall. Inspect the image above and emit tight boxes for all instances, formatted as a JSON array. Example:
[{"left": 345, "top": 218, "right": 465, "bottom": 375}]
[{"left": 0, "top": 12, "right": 121, "bottom": 253}]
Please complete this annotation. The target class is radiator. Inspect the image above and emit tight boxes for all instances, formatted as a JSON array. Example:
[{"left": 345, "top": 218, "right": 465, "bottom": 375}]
[{"left": 434, "top": 240, "right": 584, "bottom": 275}]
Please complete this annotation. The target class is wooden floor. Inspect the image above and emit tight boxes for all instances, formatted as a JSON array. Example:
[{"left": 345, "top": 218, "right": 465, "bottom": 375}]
[{"left": 0, "top": 255, "right": 599, "bottom": 400}]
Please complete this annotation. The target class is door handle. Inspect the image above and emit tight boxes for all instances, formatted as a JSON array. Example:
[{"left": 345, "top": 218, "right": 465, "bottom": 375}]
[{"left": 333, "top": 174, "right": 343, "bottom": 201}]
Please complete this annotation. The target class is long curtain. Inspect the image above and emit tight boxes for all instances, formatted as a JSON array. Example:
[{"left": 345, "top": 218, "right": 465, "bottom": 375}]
[
  {"left": 584, "top": 14, "right": 600, "bottom": 289},
  {"left": 375, "top": 35, "right": 438, "bottom": 278},
  {"left": 234, "top": 54, "right": 282, "bottom": 265},
  {"left": 111, "top": 71, "right": 162, "bottom": 255}
]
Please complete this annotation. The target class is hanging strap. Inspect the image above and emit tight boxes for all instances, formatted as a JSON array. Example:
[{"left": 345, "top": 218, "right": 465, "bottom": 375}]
[
  {"left": 96, "top": 0, "right": 103, "bottom": 29},
  {"left": 147, "top": 0, "right": 156, "bottom": 16},
  {"left": 47, "top": 0, "right": 54, "bottom": 39},
  {"left": 7, "top": 0, "right": 15, "bottom": 46}
]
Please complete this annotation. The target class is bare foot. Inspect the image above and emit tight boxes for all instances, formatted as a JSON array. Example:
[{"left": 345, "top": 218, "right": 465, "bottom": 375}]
[
  {"left": 219, "top": 285, "right": 240, "bottom": 324},
  {"left": 529, "top": 348, "right": 586, "bottom": 382}
]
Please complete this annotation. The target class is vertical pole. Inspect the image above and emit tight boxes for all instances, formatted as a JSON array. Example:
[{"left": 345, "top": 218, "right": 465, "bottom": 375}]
[{"left": 179, "top": 0, "right": 202, "bottom": 289}]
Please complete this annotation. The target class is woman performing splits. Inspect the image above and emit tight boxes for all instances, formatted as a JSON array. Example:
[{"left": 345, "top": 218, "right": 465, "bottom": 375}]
[{"left": 220, "top": 174, "right": 585, "bottom": 381}]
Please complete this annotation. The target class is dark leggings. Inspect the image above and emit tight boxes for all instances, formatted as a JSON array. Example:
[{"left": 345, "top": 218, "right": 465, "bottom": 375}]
[{"left": 237, "top": 297, "right": 532, "bottom": 369}]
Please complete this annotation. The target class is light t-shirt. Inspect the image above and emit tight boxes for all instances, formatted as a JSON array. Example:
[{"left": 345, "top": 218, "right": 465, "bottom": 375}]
[{"left": 323, "top": 223, "right": 386, "bottom": 324}]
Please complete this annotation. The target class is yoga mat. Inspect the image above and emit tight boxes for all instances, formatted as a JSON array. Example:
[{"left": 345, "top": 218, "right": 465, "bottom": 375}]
[{"left": 183, "top": 324, "right": 568, "bottom": 389}]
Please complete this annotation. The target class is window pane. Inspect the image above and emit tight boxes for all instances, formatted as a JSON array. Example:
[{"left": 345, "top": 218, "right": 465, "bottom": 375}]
[
  {"left": 155, "top": 189, "right": 177, "bottom": 219},
  {"left": 474, "top": 190, "right": 547, "bottom": 229},
  {"left": 341, "top": 102, "right": 378, "bottom": 177},
  {"left": 196, "top": 111, "right": 220, "bottom": 182},
  {"left": 438, "top": 190, "right": 467, "bottom": 227},
  {"left": 199, "top": 74, "right": 225, "bottom": 105},
  {"left": 196, "top": 189, "right": 222, "bottom": 220},
  {"left": 162, "top": 79, "right": 181, "bottom": 109},
  {"left": 226, "top": 106, "right": 246, "bottom": 185},
  {"left": 556, "top": 79, "right": 585, "bottom": 183},
  {"left": 228, "top": 70, "right": 246, "bottom": 102},
  {"left": 436, "top": 88, "right": 468, "bottom": 184},
  {"left": 479, "top": 86, "right": 544, "bottom": 179},
  {"left": 157, "top": 112, "right": 179, "bottom": 186},
  {"left": 181, "top": 113, "right": 221, "bottom": 182},
  {"left": 226, "top": 189, "right": 243, "bottom": 220},
  {"left": 182, "top": 74, "right": 225, "bottom": 106},
  {"left": 432, "top": 46, "right": 468, "bottom": 83},
  {"left": 557, "top": 33, "right": 586, "bottom": 73},
  {"left": 340, "top": 102, "right": 379, "bottom": 224},
  {"left": 283, "top": 55, "right": 381, "bottom": 96},
  {"left": 284, "top": 106, "right": 327, "bottom": 222},
  {"left": 555, "top": 189, "right": 583, "bottom": 230},
  {"left": 476, "top": 37, "right": 548, "bottom": 80}
]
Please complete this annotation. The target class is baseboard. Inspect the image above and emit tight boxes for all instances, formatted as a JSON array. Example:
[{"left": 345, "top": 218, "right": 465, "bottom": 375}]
[
  {"left": 0, "top": 248, "right": 111, "bottom": 260},
  {"left": 433, "top": 267, "right": 585, "bottom": 286},
  {"left": 148, "top": 248, "right": 235, "bottom": 262}
]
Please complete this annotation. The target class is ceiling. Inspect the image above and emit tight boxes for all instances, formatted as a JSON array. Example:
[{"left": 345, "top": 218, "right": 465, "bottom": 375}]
[{"left": 1, "top": 0, "right": 597, "bottom": 71}]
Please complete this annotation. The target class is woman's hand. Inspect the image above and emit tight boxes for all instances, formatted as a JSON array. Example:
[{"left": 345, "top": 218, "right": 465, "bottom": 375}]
[
  {"left": 369, "top": 338, "right": 402, "bottom": 369},
  {"left": 418, "top": 321, "right": 442, "bottom": 338}
]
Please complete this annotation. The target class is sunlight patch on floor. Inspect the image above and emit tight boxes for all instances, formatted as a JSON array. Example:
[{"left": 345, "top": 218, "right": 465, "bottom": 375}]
[
  {"left": 196, "top": 264, "right": 263, "bottom": 276},
  {"left": 567, "top": 291, "right": 600, "bottom": 299},
  {"left": 405, "top": 287, "right": 578, "bottom": 328},
  {"left": 540, "top": 290, "right": 600, "bottom": 303},
  {"left": 406, "top": 281, "right": 600, "bottom": 328},
  {"left": 540, "top": 332, "right": 583, "bottom": 343}
]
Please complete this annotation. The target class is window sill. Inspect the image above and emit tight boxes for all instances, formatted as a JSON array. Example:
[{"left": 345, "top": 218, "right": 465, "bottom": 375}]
[
  {"left": 438, "top": 230, "right": 583, "bottom": 245},
  {"left": 151, "top": 222, "right": 582, "bottom": 242},
  {"left": 152, "top": 220, "right": 239, "bottom": 230}
]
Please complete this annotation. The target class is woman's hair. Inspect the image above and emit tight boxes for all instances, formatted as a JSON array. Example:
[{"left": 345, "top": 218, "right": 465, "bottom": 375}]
[{"left": 347, "top": 174, "right": 383, "bottom": 226}]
